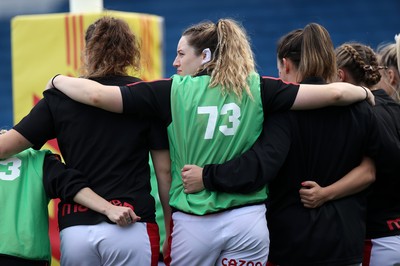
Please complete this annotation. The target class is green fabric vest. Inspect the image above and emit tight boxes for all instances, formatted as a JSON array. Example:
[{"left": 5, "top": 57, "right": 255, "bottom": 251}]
[
  {"left": 168, "top": 73, "right": 267, "bottom": 215},
  {"left": 0, "top": 149, "right": 51, "bottom": 262}
]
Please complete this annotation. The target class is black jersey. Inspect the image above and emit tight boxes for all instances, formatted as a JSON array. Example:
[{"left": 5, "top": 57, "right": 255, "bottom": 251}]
[
  {"left": 366, "top": 89, "right": 400, "bottom": 239},
  {"left": 14, "top": 76, "right": 169, "bottom": 231},
  {"left": 265, "top": 103, "right": 378, "bottom": 266}
]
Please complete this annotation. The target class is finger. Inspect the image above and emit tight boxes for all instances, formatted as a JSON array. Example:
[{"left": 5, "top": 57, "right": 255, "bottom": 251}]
[
  {"left": 181, "top": 171, "right": 187, "bottom": 179},
  {"left": 299, "top": 189, "right": 311, "bottom": 197},
  {"left": 300, "top": 198, "right": 311, "bottom": 204},
  {"left": 128, "top": 208, "right": 135, "bottom": 217},
  {"left": 299, "top": 188, "right": 308, "bottom": 195},
  {"left": 117, "top": 217, "right": 126, "bottom": 226},
  {"left": 301, "top": 181, "right": 315, "bottom": 188},
  {"left": 299, "top": 195, "right": 309, "bottom": 201},
  {"left": 181, "top": 165, "right": 192, "bottom": 172},
  {"left": 132, "top": 215, "right": 141, "bottom": 222},
  {"left": 184, "top": 187, "right": 194, "bottom": 194}
]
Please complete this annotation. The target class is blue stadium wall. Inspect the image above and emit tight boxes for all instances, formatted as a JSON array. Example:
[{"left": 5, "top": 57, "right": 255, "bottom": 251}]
[{"left": 0, "top": 0, "right": 399, "bottom": 128}]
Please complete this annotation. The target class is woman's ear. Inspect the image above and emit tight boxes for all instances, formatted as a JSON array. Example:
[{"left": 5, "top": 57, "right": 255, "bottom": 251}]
[
  {"left": 337, "top": 69, "right": 346, "bottom": 82},
  {"left": 282, "top": 58, "right": 290, "bottom": 74},
  {"left": 387, "top": 68, "right": 399, "bottom": 86},
  {"left": 201, "top": 48, "right": 212, "bottom": 65}
]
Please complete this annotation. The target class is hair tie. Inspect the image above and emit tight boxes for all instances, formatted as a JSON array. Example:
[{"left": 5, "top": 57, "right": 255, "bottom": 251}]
[
  {"left": 361, "top": 86, "right": 369, "bottom": 101},
  {"left": 51, "top": 74, "right": 61, "bottom": 88}
]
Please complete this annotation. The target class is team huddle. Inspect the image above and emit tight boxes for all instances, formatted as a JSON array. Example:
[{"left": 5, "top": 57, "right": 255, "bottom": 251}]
[{"left": 0, "top": 15, "right": 399, "bottom": 266}]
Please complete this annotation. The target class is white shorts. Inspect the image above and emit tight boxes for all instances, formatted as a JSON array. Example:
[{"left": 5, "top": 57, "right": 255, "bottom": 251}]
[
  {"left": 60, "top": 221, "right": 159, "bottom": 266},
  {"left": 167, "top": 204, "right": 269, "bottom": 266},
  {"left": 363, "top": 235, "right": 400, "bottom": 266}
]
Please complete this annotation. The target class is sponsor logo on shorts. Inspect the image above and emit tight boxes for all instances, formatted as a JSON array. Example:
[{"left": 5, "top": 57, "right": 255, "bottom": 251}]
[{"left": 222, "top": 258, "right": 263, "bottom": 266}]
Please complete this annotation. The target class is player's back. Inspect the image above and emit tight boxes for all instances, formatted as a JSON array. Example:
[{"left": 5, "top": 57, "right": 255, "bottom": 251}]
[{"left": 267, "top": 101, "right": 379, "bottom": 266}]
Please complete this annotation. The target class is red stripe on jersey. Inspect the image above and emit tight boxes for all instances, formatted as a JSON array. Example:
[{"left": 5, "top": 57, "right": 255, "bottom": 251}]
[
  {"left": 363, "top": 239, "right": 372, "bottom": 266},
  {"left": 147, "top": 222, "right": 160, "bottom": 266},
  {"left": 261, "top": 76, "right": 299, "bottom": 85},
  {"left": 125, "top": 78, "right": 172, "bottom": 87},
  {"left": 163, "top": 219, "right": 173, "bottom": 266}
]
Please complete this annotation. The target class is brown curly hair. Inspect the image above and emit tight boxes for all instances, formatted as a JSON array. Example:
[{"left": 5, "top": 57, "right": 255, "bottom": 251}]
[{"left": 82, "top": 16, "right": 141, "bottom": 78}]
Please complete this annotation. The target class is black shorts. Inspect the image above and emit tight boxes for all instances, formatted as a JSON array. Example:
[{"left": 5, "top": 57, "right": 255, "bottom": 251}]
[{"left": 0, "top": 254, "right": 49, "bottom": 266}]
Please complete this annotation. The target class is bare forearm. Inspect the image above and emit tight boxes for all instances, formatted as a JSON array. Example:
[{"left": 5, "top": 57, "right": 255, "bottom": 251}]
[
  {"left": 73, "top": 187, "right": 140, "bottom": 225},
  {"left": 151, "top": 150, "right": 172, "bottom": 236},
  {"left": 323, "top": 157, "right": 375, "bottom": 200},
  {"left": 300, "top": 157, "right": 375, "bottom": 208},
  {"left": 0, "top": 129, "right": 32, "bottom": 159},
  {"left": 293, "top": 83, "right": 374, "bottom": 110},
  {"left": 73, "top": 187, "right": 111, "bottom": 215},
  {"left": 158, "top": 180, "right": 171, "bottom": 236},
  {"left": 50, "top": 75, "right": 123, "bottom": 113},
  {"left": 333, "top": 83, "right": 374, "bottom": 106}
]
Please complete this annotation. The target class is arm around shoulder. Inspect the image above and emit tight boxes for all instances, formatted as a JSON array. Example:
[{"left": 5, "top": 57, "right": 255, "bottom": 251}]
[
  {"left": 292, "top": 82, "right": 374, "bottom": 110},
  {"left": 0, "top": 129, "right": 32, "bottom": 159},
  {"left": 49, "top": 74, "right": 123, "bottom": 113}
]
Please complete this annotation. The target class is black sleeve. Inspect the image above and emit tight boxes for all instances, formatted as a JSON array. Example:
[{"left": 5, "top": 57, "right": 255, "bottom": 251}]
[
  {"left": 366, "top": 102, "right": 400, "bottom": 174},
  {"left": 260, "top": 76, "right": 299, "bottom": 114},
  {"left": 365, "top": 109, "right": 380, "bottom": 160},
  {"left": 13, "top": 97, "right": 56, "bottom": 149},
  {"left": 43, "top": 154, "right": 89, "bottom": 201},
  {"left": 203, "top": 112, "right": 292, "bottom": 193},
  {"left": 120, "top": 79, "right": 173, "bottom": 125}
]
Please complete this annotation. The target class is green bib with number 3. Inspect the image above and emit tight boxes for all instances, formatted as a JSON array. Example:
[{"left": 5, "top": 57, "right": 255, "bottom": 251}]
[{"left": 0, "top": 149, "right": 51, "bottom": 262}]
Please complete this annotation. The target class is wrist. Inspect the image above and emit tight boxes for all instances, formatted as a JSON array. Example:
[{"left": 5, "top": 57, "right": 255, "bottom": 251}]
[
  {"left": 360, "top": 86, "right": 369, "bottom": 101},
  {"left": 52, "top": 74, "right": 61, "bottom": 88},
  {"left": 323, "top": 185, "right": 336, "bottom": 201}
]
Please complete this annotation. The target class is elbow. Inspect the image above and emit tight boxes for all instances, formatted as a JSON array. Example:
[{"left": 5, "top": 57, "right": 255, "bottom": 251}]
[
  {"left": 89, "top": 90, "right": 102, "bottom": 106},
  {"left": 368, "top": 165, "right": 376, "bottom": 184},
  {"left": 332, "top": 88, "right": 344, "bottom": 103},
  {"left": 368, "top": 173, "right": 376, "bottom": 185},
  {"left": 0, "top": 145, "right": 14, "bottom": 159},
  {"left": 0, "top": 148, "right": 7, "bottom": 159},
  {"left": 364, "top": 169, "right": 376, "bottom": 186}
]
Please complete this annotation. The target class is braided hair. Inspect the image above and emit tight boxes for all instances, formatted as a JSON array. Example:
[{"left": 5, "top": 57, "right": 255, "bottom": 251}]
[{"left": 336, "top": 42, "right": 383, "bottom": 88}]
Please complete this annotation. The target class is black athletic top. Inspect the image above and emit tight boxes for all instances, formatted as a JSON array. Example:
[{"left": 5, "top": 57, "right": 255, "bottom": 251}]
[
  {"left": 14, "top": 76, "right": 169, "bottom": 231},
  {"left": 265, "top": 103, "right": 378, "bottom": 266},
  {"left": 201, "top": 77, "right": 380, "bottom": 265},
  {"left": 365, "top": 89, "right": 400, "bottom": 239}
]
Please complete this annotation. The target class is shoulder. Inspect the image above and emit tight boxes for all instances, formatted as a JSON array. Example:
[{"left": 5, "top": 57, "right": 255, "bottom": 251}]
[
  {"left": 11, "top": 148, "right": 51, "bottom": 160},
  {"left": 91, "top": 75, "right": 142, "bottom": 86},
  {"left": 43, "top": 88, "right": 69, "bottom": 99},
  {"left": 136, "top": 78, "right": 173, "bottom": 92},
  {"left": 260, "top": 76, "right": 299, "bottom": 93}
]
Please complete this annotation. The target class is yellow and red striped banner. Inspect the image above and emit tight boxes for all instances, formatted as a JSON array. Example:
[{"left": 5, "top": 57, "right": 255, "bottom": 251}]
[{"left": 11, "top": 11, "right": 164, "bottom": 266}]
